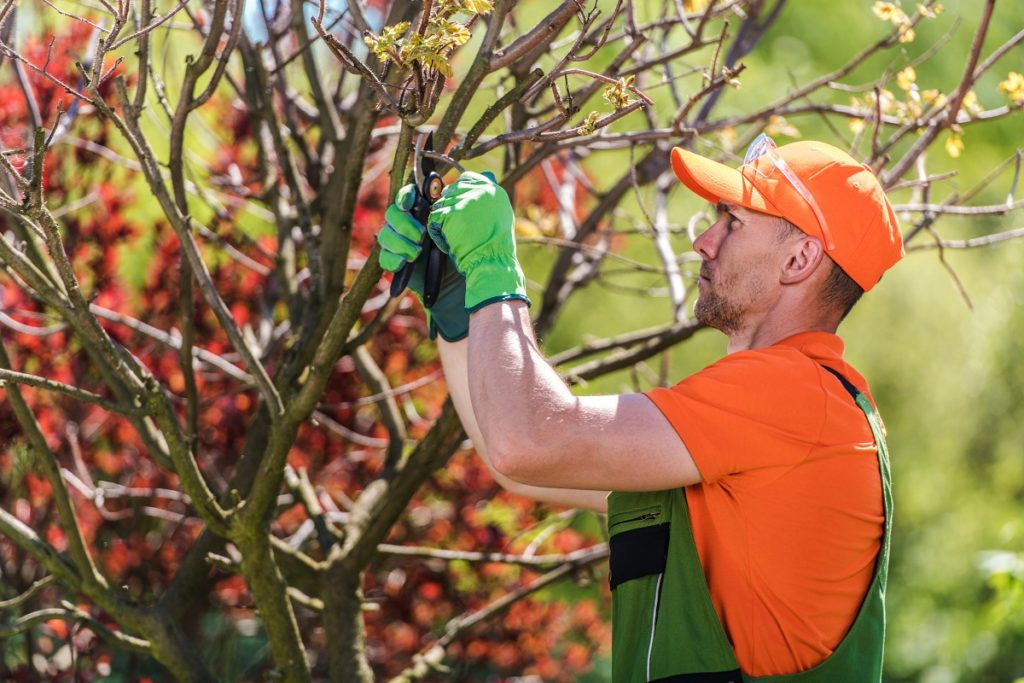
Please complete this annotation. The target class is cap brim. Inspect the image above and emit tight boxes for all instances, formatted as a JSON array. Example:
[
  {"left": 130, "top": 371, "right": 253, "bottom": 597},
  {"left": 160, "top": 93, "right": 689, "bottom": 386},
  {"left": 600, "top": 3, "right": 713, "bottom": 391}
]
[{"left": 670, "top": 147, "right": 778, "bottom": 217}]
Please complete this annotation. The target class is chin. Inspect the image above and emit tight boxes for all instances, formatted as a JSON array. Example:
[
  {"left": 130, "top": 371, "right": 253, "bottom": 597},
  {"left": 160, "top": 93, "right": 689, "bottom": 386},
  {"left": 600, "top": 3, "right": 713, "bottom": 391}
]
[{"left": 694, "top": 295, "right": 741, "bottom": 335}]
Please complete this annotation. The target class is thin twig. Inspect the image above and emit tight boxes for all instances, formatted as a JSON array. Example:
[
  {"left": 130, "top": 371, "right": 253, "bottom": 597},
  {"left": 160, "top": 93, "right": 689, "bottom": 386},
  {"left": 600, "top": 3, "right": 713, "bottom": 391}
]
[
  {"left": 893, "top": 198, "right": 1024, "bottom": 215},
  {"left": 88, "top": 304, "right": 254, "bottom": 384},
  {"left": 0, "top": 576, "right": 56, "bottom": 610},
  {"left": 0, "top": 604, "right": 151, "bottom": 654},
  {"left": 557, "top": 67, "right": 654, "bottom": 105},
  {"left": 925, "top": 225, "right": 973, "bottom": 309},
  {"left": 0, "top": 368, "right": 144, "bottom": 416},
  {"left": 352, "top": 345, "right": 407, "bottom": 468},
  {"left": 312, "top": 2, "right": 401, "bottom": 113},
  {"left": 312, "top": 410, "right": 391, "bottom": 449},
  {"left": 40, "top": 0, "right": 108, "bottom": 32},
  {"left": 390, "top": 543, "right": 608, "bottom": 683},
  {"left": 908, "top": 226, "right": 1024, "bottom": 251},
  {"left": 377, "top": 542, "right": 607, "bottom": 568},
  {"left": 882, "top": 0, "right": 997, "bottom": 185},
  {"left": 0, "top": 43, "right": 94, "bottom": 103},
  {"left": 318, "top": 370, "right": 443, "bottom": 410},
  {"left": 108, "top": 0, "right": 190, "bottom": 50}
]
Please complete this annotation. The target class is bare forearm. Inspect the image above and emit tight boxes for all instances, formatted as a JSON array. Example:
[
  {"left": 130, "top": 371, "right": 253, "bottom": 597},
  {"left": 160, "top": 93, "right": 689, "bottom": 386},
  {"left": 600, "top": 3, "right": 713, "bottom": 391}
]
[
  {"left": 467, "top": 301, "right": 570, "bottom": 450},
  {"left": 465, "top": 301, "right": 702, "bottom": 492},
  {"left": 439, "top": 335, "right": 607, "bottom": 512},
  {"left": 437, "top": 336, "right": 509, "bottom": 478}
]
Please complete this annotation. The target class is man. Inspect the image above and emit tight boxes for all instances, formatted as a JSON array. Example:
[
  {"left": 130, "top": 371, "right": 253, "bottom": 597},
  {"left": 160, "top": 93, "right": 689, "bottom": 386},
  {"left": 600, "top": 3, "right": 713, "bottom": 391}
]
[{"left": 377, "top": 135, "right": 903, "bottom": 681}]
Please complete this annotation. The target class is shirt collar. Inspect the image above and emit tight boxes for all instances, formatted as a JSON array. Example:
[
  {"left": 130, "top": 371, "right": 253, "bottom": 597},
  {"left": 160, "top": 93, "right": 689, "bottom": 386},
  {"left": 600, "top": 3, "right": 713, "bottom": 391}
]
[
  {"left": 774, "top": 331, "right": 846, "bottom": 361},
  {"left": 775, "top": 331, "right": 873, "bottom": 396}
]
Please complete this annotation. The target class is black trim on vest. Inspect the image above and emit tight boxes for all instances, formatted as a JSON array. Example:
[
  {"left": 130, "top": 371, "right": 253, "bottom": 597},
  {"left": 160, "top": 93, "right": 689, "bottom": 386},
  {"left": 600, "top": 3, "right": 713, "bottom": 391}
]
[
  {"left": 609, "top": 522, "right": 670, "bottom": 590},
  {"left": 821, "top": 365, "right": 861, "bottom": 400},
  {"left": 649, "top": 669, "right": 744, "bottom": 682}
]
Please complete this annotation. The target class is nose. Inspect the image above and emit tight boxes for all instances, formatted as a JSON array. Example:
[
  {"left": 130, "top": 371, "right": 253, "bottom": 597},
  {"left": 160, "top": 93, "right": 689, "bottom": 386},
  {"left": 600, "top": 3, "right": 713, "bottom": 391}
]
[{"left": 693, "top": 215, "right": 726, "bottom": 260}]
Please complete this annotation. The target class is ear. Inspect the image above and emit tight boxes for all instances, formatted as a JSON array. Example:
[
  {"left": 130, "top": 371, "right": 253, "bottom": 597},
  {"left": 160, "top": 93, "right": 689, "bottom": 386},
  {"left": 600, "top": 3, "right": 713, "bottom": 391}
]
[{"left": 779, "top": 236, "right": 825, "bottom": 285}]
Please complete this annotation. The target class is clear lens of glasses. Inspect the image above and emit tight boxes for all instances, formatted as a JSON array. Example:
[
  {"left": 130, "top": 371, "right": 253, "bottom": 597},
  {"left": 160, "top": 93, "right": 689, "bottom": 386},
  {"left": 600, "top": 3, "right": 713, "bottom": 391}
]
[{"left": 742, "top": 133, "right": 836, "bottom": 251}]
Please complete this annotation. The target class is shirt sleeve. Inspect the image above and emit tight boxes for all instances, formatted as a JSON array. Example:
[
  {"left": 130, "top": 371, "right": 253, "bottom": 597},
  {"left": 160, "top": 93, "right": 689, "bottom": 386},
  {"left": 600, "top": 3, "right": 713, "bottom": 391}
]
[{"left": 645, "top": 348, "right": 829, "bottom": 483}]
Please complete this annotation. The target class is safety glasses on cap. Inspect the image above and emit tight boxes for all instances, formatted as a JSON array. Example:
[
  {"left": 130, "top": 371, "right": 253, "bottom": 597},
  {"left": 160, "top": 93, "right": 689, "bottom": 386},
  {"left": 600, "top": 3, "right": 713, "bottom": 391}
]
[{"left": 743, "top": 133, "right": 836, "bottom": 251}]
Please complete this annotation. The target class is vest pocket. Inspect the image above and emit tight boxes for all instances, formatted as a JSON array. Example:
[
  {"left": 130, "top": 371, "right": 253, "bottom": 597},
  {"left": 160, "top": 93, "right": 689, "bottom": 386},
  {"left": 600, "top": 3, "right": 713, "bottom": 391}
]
[
  {"left": 608, "top": 500, "right": 670, "bottom": 589},
  {"left": 608, "top": 499, "right": 671, "bottom": 681},
  {"left": 609, "top": 504, "right": 663, "bottom": 532},
  {"left": 609, "top": 491, "right": 744, "bottom": 681},
  {"left": 609, "top": 520, "right": 670, "bottom": 589}
]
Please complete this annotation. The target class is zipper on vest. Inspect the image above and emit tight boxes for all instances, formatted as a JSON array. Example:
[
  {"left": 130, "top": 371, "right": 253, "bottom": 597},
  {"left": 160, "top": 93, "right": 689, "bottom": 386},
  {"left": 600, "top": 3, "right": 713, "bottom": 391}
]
[
  {"left": 609, "top": 511, "right": 660, "bottom": 530},
  {"left": 645, "top": 571, "right": 664, "bottom": 681}
]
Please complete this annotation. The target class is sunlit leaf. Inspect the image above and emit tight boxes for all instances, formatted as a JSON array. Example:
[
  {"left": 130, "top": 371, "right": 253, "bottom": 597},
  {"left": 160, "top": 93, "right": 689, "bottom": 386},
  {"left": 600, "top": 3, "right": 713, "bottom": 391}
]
[{"left": 945, "top": 132, "right": 964, "bottom": 158}]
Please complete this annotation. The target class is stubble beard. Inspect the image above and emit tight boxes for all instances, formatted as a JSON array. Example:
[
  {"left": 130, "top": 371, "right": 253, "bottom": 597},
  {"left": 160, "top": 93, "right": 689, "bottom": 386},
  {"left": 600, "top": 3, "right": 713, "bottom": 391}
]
[
  {"left": 694, "top": 266, "right": 761, "bottom": 335},
  {"left": 694, "top": 287, "right": 744, "bottom": 335}
]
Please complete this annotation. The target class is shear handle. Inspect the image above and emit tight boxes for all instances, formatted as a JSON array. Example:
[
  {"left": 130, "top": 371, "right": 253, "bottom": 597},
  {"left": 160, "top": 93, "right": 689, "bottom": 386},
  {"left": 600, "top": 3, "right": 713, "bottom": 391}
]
[{"left": 389, "top": 172, "right": 445, "bottom": 306}]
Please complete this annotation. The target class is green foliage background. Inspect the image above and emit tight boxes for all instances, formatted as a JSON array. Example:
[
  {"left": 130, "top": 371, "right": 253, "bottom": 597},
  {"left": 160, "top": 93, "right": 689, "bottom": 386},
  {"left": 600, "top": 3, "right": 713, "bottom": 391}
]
[
  {"left": 523, "top": 1, "right": 1024, "bottom": 681},
  {"left": 8, "top": 0, "right": 1019, "bottom": 680}
]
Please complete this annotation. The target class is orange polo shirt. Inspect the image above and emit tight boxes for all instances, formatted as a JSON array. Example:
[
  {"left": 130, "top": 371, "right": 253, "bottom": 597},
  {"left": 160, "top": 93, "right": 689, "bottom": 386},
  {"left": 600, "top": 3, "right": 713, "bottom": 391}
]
[{"left": 645, "top": 332, "right": 884, "bottom": 677}]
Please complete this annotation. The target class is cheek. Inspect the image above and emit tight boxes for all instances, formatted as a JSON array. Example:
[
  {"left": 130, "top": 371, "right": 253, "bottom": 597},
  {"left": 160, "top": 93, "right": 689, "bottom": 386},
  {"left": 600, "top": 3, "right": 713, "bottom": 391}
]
[
  {"left": 720, "top": 238, "right": 758, "bottom": 270},
  {"left": 750, "top": 252, "right": 780, "bottom": 283},
  {"left": 724, "top": 246, "right": 780, "bottom": 293}
]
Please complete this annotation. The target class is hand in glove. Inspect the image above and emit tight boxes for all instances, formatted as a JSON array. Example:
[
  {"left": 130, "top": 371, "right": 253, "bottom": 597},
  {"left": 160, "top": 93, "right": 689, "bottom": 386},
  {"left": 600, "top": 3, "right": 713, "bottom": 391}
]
[
  {"left": 378, "top": 184, "right": 469, "bottom": 341},
  {"left": 425, "top": 171, "right": 530, "bottom": 313}
]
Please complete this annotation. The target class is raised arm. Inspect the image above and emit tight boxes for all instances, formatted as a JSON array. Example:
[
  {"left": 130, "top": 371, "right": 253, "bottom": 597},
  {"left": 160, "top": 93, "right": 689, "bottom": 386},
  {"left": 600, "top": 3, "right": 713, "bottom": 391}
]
[
  {"left": 465, "top": 301, "right": 702, "bottom": 493},
  {"left": 438, "top": 337, "right": 609, "bottom": 512},
  {"left": 422, "top": 172, "right": 702, "bottom": 494},
  {"left": 377, "top": 179, "right": 608, "bottom": 510}
]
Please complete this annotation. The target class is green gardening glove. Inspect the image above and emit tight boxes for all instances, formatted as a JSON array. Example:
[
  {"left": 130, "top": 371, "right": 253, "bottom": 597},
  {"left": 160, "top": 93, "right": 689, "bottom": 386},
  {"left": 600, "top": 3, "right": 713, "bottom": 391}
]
[
  {"left": 378, "top": 184, "right": 470, "bottom": 341},
  {"left": 426, "top": 171, "right": 531, "bottom": 313}
]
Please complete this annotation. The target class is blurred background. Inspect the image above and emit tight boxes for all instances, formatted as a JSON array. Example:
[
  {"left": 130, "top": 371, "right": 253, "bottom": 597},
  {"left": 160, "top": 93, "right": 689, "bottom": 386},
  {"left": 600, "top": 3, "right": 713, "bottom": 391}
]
[
  {"left": 0, "top": 0, "right": 1021, "bottom": 681},
  {"left": 523, "top": 1, "right": 1024, "bottom": 681}
]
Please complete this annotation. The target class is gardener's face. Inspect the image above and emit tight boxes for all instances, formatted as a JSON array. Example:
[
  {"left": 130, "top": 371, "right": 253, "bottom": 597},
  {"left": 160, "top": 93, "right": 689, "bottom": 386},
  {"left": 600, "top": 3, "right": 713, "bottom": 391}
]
[{"left": 692, "top": 203, "right": 786, "bottom": 334}]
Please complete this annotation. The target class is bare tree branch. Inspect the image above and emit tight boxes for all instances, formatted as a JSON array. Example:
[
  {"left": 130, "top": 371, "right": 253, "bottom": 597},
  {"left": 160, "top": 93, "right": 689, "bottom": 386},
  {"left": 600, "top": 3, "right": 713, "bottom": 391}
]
[
  {"left": 0, "top": 575, "right": 56, "bottom": 610},
  {"left": 0, "top": 604, "right": 151, "bottom": 653},
  {"left": 881, "top": 0, "right": 996, "bottom": 185},
  {"left": 0, "top": 367, "right": 144, "bottom": 416},
  {"left": 2, "top": 3, "right": 1022, "bottom": 680},
  {"left": 390, "top": 543, "right": 609, "bottom": 683},
  {"left": 908, "top": 226, "right": 1024, "bottom": 251}
]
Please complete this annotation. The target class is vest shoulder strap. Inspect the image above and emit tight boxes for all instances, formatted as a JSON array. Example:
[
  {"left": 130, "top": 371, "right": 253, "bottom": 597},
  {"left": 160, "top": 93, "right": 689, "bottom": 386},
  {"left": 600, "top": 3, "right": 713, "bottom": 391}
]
[{"left": 821, "top": 365, "right": 860, "bottom": 400}]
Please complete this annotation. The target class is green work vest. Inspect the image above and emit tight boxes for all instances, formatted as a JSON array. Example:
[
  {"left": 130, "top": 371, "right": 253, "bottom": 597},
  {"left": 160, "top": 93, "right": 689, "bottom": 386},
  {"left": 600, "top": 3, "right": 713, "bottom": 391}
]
[{"left": 607, "top": 367, "right": 892, "bottom": 682}]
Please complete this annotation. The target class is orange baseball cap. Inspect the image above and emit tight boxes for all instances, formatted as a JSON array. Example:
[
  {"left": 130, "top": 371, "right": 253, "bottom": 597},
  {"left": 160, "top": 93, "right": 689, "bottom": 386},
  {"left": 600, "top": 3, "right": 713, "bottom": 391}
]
[{"left": 671, "top": 140, "right": 903, "bottom": 291}]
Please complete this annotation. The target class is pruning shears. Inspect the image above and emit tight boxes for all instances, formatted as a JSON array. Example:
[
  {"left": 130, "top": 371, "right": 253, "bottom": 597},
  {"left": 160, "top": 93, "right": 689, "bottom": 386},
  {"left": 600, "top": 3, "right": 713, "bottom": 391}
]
[{"left": 390, "top": 132, "right": 445, "bottom": 308}]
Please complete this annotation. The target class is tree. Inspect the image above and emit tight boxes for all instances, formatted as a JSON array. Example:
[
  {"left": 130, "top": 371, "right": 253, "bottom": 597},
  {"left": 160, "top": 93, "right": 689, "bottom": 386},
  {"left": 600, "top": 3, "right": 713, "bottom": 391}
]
[{"left": 0, "top": 0, "right": 1021, "bottom": 681}]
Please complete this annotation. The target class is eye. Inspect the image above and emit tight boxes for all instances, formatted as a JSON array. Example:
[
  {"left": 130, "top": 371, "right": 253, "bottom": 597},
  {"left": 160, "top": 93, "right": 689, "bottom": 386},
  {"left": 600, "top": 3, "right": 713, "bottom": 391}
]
[{"left": 716, "top": 204, "right": 740, "bottom": 228}]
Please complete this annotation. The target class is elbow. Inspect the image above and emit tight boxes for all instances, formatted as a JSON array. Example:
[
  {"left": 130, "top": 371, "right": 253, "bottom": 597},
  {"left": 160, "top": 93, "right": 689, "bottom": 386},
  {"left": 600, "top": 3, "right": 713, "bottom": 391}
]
[
  {"left": 488, "top": 440, "right": 521, "bottom": 481},
  {"left": 487, "top": 429, "right": 553, "bottom": 487},
  {"left": 482, "top": 388, "right": 577, "bottom": 487}
]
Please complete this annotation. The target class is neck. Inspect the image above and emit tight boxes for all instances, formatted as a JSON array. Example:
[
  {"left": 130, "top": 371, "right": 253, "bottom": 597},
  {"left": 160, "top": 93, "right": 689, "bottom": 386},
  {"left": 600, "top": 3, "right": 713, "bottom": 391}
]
[
  {"left": 725, "top": 295, "right": 841, "bottom": 354},
  {"left": 726, "top": 321, "right": 835, "bottom": 354}
]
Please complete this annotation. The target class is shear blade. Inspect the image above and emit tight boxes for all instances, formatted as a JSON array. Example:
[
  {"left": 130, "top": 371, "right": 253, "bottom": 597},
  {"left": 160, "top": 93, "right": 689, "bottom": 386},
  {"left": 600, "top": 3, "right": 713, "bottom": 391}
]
[{"left": 414, "top": 131, "right": 436, "bottom": 189}]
